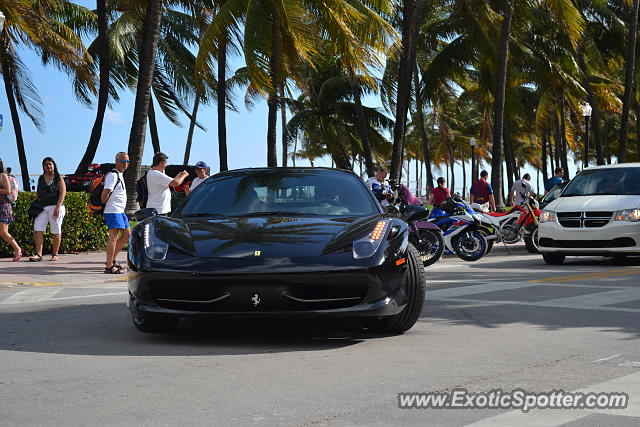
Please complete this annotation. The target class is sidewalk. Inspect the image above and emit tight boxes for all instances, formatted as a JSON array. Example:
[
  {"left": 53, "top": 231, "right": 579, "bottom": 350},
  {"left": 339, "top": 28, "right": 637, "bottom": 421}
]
[{"left": 0, "top": 252, "right": 124, "bottom": 287}]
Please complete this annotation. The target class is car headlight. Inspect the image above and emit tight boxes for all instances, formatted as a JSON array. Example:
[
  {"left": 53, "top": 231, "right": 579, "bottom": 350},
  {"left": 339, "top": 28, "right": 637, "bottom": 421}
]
[
  {"left": 353, "top": 220, "right": 390, "bottom": 259},
  {"left": 143, "top": 222, "right": 169, "bottom": 260},
  {"left": 539, "top": 210, "right": 557, "bottom": 223},
  {"left": 614, "top": 209, "right": 640, "bottom": 222}
]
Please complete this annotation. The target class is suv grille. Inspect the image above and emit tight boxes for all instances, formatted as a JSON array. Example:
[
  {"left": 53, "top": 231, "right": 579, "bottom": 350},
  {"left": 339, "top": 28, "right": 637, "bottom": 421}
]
[{"left": 557, "top": 211, "right": 613, "bottom": 228}]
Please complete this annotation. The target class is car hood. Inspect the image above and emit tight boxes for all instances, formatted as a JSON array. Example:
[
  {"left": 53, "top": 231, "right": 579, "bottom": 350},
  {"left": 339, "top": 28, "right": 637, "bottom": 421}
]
[
  {"left": 152, "top": 214, "right": 384, "bottom": 258},
  {"left": 546, "top": 195, "right": 640, "bottom": 212}
]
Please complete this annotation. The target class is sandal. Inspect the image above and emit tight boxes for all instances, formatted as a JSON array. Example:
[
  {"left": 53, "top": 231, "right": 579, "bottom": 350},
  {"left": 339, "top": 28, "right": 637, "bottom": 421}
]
[
  {"left": 12, "top": 249, "right": 23, "bottom": 262},
  {"left": 50, "top": 254, "right": 59, "bottom": 262},
  {"left": 29, "top": 254, "right": 43, "bottom": 262},
  {"left": 104, "top": 264, "right": 124, "bottom": 274}
]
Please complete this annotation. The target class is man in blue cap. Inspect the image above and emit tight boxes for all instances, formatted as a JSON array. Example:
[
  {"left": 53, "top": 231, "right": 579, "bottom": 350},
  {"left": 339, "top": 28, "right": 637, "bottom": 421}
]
[{"left": 185, "top": 161, "right": 210, "bottom": 195}]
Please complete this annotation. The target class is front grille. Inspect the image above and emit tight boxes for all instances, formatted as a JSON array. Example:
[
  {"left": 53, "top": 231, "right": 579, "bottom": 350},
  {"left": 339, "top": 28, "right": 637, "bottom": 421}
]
[
  {"left": 539, "top": 237, "right": 636, "bottom": 248},
  {"left": 557, "top": 211, "right": 613, "bottom": 228},
  {"left": 146, "top": 276, "right": 370, "bottom": 312}
]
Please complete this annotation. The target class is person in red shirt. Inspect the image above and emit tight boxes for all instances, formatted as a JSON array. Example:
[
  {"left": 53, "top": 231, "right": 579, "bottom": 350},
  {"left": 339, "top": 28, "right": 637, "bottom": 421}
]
[{"left": 428, "top": 177, "right": 451, "bottom": 206}]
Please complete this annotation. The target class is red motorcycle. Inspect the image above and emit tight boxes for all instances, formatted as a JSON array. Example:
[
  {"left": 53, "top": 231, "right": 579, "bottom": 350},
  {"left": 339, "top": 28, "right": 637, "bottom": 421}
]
[{"left": 474, "top": 197, "right": 541, "bottom": 253}]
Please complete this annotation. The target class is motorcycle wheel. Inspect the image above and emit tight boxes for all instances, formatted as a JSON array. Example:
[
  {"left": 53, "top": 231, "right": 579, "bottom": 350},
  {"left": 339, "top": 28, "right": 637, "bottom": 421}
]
[
  {"left": 410, "top": 229, "right": 445, "bottom": 267},
  {"left": 477, "top": 229, "right": 494, "bottom": 255},
  {"left": 453, "top": 231, "right": 488, "bottom": 262},
  {"left": 524, "top": 227, "right": 539, "bottom": 254}
]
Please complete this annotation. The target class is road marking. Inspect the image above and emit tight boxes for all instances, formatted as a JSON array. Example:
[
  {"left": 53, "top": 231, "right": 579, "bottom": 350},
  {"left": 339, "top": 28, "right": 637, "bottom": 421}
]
[
  {"left": 1, "top": 287, "right": 63, "bottom": 304},
  {"left": 428, "top": 282, "right": 538, "bottom": 299},
  {"left": 49, "top": 291, "right": 128, "bottom": 302},
  {"left": 593, "top": 354, "right": 623, "bottom": 363},
  {"left": 530, "top": 268, "right": 640, "bottom": 283},
  {"left": 467, "top": 371, "right": 640, "bottom": 426},
  {"left": 429, "top": 296, "right": 640, "bottom": 313}
]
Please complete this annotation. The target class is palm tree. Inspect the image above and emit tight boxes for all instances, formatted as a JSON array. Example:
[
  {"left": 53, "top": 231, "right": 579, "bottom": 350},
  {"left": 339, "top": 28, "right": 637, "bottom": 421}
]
[
  {"left": 618, "top": 0, "right": 640, "bottom": 162},
  {"left": 75, "top": 0, "right": 109, "bottom": 174},
  {"left": 124, "top": 0, "right": 164, "bottom": 211},
  {"left": 0, "top": 0, "right": 95, "bottom": 189}
]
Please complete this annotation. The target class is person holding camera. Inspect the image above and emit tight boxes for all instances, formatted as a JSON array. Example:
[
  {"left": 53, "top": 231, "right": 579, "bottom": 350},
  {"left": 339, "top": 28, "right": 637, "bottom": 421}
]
[
  {"left": 366, "top": 167, "right": 393, "bottom": 207},
  {"left": 146, "top": 152, "right": 189, "bottom": 215}
]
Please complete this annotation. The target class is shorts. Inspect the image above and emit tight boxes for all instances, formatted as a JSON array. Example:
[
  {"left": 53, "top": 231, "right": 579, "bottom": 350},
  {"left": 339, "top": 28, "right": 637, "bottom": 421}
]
[
  {"left": 34, "top": 205, "right": 66, "bottom": 234},
  {"left": 0, "top": 202, "right": 14, "bottom": 224},
  {"left": 104, "top": 212, "right": 130, "bottom": 230}
]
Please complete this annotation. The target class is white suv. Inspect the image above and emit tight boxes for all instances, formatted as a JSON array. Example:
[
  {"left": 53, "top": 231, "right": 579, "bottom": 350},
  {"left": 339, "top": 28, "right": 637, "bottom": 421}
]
[{"left": 538, "top": 163, "right": 640, "bottom": 264}]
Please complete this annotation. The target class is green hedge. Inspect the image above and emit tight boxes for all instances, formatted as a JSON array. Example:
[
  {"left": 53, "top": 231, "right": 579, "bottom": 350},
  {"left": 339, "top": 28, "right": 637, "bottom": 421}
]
[{"left": 0, "top": 192, "right": 108, "bottom": 257}]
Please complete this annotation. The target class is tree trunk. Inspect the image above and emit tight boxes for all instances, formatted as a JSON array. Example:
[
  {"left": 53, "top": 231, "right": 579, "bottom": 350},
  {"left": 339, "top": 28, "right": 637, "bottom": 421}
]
[
  {"left": 124, "top": 0, "right": 165, "bottom": 212},
  {"left": 148, "top": 96, "right": 161, "bottom": 153},
  {"left": 351, "top": 76, "right": 375, "bottom": 176},
  {"left": 1, "top": 35, "right": 30, "bottom": 190},
  {"left": 462, "top": 149, "right": 467, "bottom": 199},
  {"left": 217, "top": 41, "right": 228, "bottom": 171},
  {"left": 280, "top": 83, "right": 288, "bottom": 167},
  {"left": 503, "top": 123, "right": 515, "bottom": 191},
  {"left": 183, "top": 96, "right": 200, "bottom": 165},
  {"left": 390, "top": 0, "right": 423, "bottom": 181},
  {"left": 619, "top": 0, "right": 640, "bottom": 162},
  {"left": 75, "top": 0, "right": 109, "bottom": 174},
  {"left": 414, "top": 71, "right": 434, "bottom": 190},
  {"left": 490, "top": 0, "right": 515, "bottom": 208},
  {"left": 637, "top": 102, "right": 640, "bottom": 162},
  {"left": 541, "top": 130, "right": 548, "bottom": 185},
  {"left": 266, "top": 2, "right": 280, "bottom": 167},
  {"left": 559, "top": 95, "right": 570, "bottom": 178},
  {"left": 577, "top": 42, "right": 604, "bottom": 166}
]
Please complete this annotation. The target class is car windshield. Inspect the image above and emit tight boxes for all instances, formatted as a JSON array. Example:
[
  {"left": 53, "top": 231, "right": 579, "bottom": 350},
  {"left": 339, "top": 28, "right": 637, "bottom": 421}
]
[
  {"left": 173, "top": 170, "right": 380, "bottom": 218},
  {"left": 561, "top": 167, "right": 640, "bottom": 197},
  {"left": 542, "top": 181, "right": 569, "bottom": 204}
]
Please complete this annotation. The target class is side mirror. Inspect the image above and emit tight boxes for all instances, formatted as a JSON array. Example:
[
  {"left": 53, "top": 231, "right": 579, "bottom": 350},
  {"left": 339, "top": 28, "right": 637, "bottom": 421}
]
[
  {"left": 134, "top": 208, "right": 157, "bottom": 222},
  {"left": 552, "top": 189, "right": 561, "bottom": 199}
]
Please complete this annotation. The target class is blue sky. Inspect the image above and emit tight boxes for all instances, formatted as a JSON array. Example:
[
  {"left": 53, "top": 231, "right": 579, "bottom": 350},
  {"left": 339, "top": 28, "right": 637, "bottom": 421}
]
[{"left": 0, "top": 0, "right": 564, "bottom": 195}]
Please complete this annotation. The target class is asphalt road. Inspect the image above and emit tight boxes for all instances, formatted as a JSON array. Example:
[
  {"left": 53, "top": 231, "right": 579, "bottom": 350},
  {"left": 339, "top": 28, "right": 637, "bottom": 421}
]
[{"left": 1, "top": 247, "right": 640, "bottom": 426}]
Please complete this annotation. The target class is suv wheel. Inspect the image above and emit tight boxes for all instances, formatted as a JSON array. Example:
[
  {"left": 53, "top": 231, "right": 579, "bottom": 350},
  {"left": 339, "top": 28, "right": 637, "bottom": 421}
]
[{"left": 542, "top": 254, "right": 566, "bottom": 265}]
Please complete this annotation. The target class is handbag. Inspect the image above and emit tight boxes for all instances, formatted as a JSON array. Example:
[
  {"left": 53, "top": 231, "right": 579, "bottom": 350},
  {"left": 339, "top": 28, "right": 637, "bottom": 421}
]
[{"left": 28, "top": 201, "right": 45, "bottom": 220}]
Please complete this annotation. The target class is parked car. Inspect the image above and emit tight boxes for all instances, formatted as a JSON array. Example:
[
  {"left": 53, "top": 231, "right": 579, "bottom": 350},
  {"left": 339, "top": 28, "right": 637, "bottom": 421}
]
[
  {"left": 128, "top": 168, "right": 426, "bottom": 334},
  {"left": 538, "top": 163, "right": 640, "bottom": 264}
]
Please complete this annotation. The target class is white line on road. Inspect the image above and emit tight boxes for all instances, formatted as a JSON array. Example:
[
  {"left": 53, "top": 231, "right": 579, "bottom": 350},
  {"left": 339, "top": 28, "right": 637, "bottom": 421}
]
[
  {"left": 0, "top": 291, "right": 127, "bottom": 305},
  {"left": 467, "top": 371, "right": 640, "bottom": 426},
  {"left": 1, "top": 287, "right": 62, "bottom": 305},
  {"left": 593, "top": 354, "right": 623, "bottom": 363}
]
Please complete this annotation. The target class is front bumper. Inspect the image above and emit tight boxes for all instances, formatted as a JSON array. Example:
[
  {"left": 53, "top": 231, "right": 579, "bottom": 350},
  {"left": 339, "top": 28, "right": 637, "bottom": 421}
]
[
  {"left": 127, "top": 266, "right": 408, "bottom": 318},
  {"left": 538, "top": 220, "right": 640, "bottom": 255}
]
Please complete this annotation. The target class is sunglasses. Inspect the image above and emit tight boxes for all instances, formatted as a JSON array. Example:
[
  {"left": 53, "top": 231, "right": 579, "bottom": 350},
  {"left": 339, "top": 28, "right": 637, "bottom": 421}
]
[{"left": 118, "top": 159, "right": 130, "bottom": 163}]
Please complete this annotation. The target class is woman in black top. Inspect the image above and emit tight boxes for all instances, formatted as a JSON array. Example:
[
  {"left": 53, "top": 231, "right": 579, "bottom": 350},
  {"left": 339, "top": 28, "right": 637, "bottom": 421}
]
[{"left": 30, "top": 157, "right": 66, "bottom": 262}]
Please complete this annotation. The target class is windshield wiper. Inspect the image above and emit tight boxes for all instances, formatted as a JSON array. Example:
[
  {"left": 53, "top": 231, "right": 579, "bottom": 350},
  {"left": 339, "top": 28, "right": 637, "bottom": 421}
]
[
  {"left": 235, "top": 211, "right": 310, "bottom": 217},
  {"left": 181, "top": 213, "right": 224, "bottom": 218}
]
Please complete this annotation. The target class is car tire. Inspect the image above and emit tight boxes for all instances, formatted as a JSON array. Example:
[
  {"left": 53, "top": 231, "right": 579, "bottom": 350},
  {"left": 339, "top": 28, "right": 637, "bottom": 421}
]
[
  {"left": 131, "top": 312, "right": 180, "bottom": 333},
  {"left": 524, "top": 227, "right": 539, "bottom": 254},
  {"left": 363, "top": 244, "right": 426, "bottom": 334},
  {"left": 542, "top": 254, "right": 565, "bottom": 265}
]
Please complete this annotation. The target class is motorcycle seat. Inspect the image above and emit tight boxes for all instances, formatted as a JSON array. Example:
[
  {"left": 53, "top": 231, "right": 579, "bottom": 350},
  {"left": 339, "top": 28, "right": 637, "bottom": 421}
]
[{"left": 486, "top": 207, "right": 517, "bottom": 217}]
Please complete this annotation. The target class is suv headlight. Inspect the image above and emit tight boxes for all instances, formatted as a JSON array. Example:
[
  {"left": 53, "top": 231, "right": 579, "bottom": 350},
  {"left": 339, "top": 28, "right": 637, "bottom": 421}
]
[
  {"left": 143, "top": 222, "right": 169, "bottom": 260},
  {"left": 614, "top": 209, "right": 640, "bottom": 222},
  {"left": 539, "top": 210, "right": 557, "bottom": 223},
  {"left": 353, "top": 220, "right": 389, "bottom": 259}
]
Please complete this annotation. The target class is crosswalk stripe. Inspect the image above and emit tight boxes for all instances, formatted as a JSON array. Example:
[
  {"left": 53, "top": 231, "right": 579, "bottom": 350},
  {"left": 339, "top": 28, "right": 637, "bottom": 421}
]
[{"left": 1, "top": 287, "right": 63, "bottom": 304}]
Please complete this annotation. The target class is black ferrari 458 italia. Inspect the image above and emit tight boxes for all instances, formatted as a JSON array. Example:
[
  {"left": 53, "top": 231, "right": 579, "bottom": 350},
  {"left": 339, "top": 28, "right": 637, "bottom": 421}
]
[{"left": 128, "top": 168, "right": 426, "bottom": 334}]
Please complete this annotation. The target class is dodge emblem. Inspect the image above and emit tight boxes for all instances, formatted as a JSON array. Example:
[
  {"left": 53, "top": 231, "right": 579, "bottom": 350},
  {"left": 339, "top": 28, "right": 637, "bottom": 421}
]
[{"left": 251, "top": 293, "right": 261, "bottom": 307}]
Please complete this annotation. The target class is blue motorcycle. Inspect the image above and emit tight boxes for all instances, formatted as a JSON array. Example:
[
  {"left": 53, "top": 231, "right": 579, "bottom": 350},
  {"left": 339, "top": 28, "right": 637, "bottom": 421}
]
[{"left": 428, "top": 197, "right": 488, "bottom": 262}]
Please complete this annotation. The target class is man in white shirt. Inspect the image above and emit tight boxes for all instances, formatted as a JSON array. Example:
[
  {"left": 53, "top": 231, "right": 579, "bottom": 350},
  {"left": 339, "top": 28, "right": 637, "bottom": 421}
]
[
  {"left": 101, "top": 152, "right": 130, "bottom": 273},
  {"left": 509, "top": 173, "right": 534, "bottom": 207},
  {"left": 184, "top": 160, "right": 209, "bottom": 195},
  {"left": 366, "top": 167, "right": 393, "bottom": 207},
  {"left": 146, "top": 152, "right": 189, "bottom": 215}
]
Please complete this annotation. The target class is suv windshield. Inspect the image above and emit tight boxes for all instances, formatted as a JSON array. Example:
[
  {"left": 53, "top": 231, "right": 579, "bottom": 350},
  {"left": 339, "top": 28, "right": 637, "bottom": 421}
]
[
  {"left": 561, "top": 167, "right": 640, "bottom": 197},
  {"left": 173, "top": 170, "right": 380, "bottom": 218}
]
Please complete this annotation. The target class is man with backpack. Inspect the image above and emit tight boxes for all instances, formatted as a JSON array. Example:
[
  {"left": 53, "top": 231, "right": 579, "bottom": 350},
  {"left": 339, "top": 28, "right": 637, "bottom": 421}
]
[
  {"left": 144, "top": 152, "right": 189, "bottom": 215},
  {"left": 101, "top": 152, "right": 130, "bottom": 274}
]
